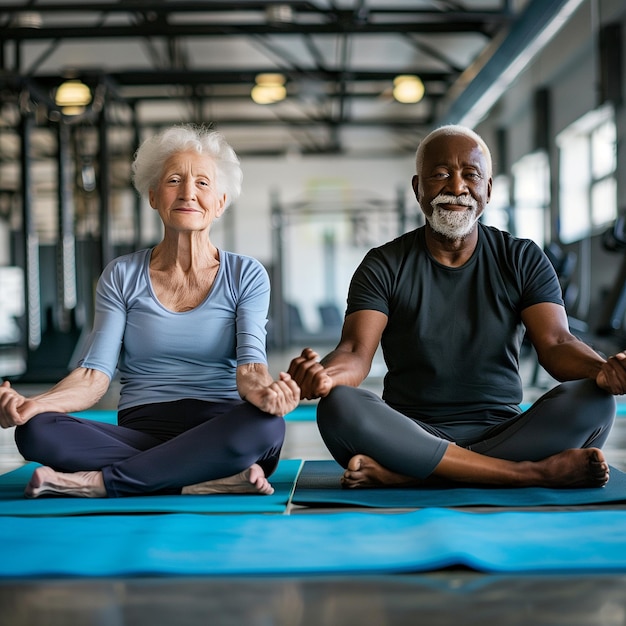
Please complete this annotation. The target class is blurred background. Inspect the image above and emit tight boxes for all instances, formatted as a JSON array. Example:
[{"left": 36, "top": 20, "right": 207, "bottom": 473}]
[{"left": 1, "top": 0, "right": 625, "bottom": 388}]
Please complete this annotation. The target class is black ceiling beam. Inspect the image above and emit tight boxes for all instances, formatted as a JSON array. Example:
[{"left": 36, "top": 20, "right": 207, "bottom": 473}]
[
  {"left": 3, "top": 23, "right": 505, "bottom": 41},
  {"left": 0, "top": 109, "right": 433, "bottom": 129},
  {"left": 1, "top": 3, "right": 513, "bottom": 40},
  {"left": 1, "top": 1, "right": 319, "bottom": 12},
  {"left": 114, "top": 68, "right": 452, "bottom": 86},
  {"left": 2, "top": 22, "right": 502, "bottom": 40},
  {"left": 0, "top": 68, "right": 452, "bottom": 88},
  {"left": 1, "top": 1, "right": 511, "bottom": 21}
]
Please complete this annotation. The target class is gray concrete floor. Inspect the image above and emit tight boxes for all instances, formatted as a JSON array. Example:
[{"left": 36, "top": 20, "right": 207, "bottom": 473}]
[{"left": 1, "top": 348, "right": 626, "bottom": 625}]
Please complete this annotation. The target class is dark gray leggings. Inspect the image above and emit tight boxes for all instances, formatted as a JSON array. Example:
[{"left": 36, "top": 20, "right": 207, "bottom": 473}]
[
  {"left": 15, "top": 399, "right": 285, "bottom": 497},
  {"left": 317, "top": 379, "right": 616, "bottom": 479}
]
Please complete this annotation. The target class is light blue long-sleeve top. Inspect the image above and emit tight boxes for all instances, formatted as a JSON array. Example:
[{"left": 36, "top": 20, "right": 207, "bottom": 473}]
[{"left": 77, "top": 248, "right": 270, "bottom": 410}]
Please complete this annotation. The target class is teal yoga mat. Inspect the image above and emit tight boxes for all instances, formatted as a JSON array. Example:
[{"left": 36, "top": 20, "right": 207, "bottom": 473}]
[
  {"left": 291, "top": 460, "right": 626, "bottom": 508},
  {"left": 0, "top": 459, "right": 302, "bottom": 516},
  {"left": 70, "top": 402, "right": 626, "bottom": 424},
  {"left": 71, "top": 404, "right": 319, "bottom": 424},
  {"left": 2, "top": 508, "right": 626, "bottom": 577}
]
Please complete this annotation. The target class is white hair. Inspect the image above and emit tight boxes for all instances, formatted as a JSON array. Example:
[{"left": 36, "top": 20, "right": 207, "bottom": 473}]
[
  {"left": 415, "top": 125, "right": 493, "bottom": 178},
  {"left": 132, "top": 124, "right": 243, "bottom": 208}
]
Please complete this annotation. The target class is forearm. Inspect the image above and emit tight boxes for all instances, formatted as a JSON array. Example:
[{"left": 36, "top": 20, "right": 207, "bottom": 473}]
[
  {"left": 538, "top": 337, "right": 605, "bottom": 382},
  {"left": 320, "top": 348, "right": 372, "bottom": 388},
  {"left": 236, "top": 362, "right": 274, "bottom": 400},
  {"left": 237, "top": 362, "right": 300, "bottom": 416},
  {"left": 30, "top": 367, "right": 111, "bottom": 413}
]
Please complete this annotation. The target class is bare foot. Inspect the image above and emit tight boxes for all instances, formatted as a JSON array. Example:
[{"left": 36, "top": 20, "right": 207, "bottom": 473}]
[
  {"left": 341, "top": 448, "right": 610, "bottom": 490},
  {"left": 25, "top": 466, "right": 107, "bottom": 498},
  {"left": 341, "top": 455, "right": 424, "bottom": 489},
  {"left": 181, "top": 464, "right": 274, "bottom": 495},
  {"left": 532, "top": 448, "right": 610, "bottom": 488}
]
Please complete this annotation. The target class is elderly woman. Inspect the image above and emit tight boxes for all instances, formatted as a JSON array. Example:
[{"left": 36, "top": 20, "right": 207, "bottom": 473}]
[{"left": 0, "top": 124, "right": 299, "bottom": 498}]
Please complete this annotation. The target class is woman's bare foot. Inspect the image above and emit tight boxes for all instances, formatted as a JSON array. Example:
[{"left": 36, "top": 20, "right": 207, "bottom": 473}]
[
  {"left": 341, "top": 455, "right": 422, "bottom": 489},
  {"left": 25, "top": 466, "right": 107, "bottom": 498},
  {"left": 181, "top": 464, "right": 274, "bottom": 495}
]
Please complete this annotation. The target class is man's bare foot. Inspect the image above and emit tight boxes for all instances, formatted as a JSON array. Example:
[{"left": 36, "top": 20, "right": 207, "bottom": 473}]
[
  {"left": 532, "top": 448, "right": 609, "bottom": 488},
  {"left": 341, "top": 455, "right": 423, "bottom": 489},
  {"left": 341, "top": 448, "right": 610, "bottom": 490},
  {"left": 25, "top": 466, "right": 107, "bottom": 498},
  {"left": 181, "top": 464, "right": 274, "bottom": 495}
]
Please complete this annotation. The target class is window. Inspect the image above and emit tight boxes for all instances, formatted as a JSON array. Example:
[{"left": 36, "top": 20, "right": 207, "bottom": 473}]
[
  {"left": 482, "top": 174, "right": 511, "bottom": 232},
  {"left": 511, "top": 151, "right": 550, "bottom": 245},
  {"left": 557, "top": 105, "right": 617, "bottom": 243}
]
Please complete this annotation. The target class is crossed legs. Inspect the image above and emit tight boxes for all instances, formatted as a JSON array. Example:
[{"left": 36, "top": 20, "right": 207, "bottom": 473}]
[
  {"left": 15, "top": 400, "right": 285, "bottom": 498},
  {"left": 317, "top": 381, "right": 616, "bottom": 489}
]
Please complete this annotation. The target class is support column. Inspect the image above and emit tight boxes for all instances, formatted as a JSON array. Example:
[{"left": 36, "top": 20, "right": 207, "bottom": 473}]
[
  {"left": 19, "top": 112, "right": 40, "bottom": 350},
  {"left": 57, "top": 121, "right": 77, "bottom": 324}
]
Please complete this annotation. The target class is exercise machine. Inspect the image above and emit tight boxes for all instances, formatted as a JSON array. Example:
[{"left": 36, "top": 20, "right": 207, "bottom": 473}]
[{"left": 596, "top": 212, "right": 626, "bottom": 346}]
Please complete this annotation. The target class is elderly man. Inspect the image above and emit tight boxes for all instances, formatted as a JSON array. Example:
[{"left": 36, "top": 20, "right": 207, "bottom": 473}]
[{"left": 289, "top": 125, "right": 626, "bottom": 489}]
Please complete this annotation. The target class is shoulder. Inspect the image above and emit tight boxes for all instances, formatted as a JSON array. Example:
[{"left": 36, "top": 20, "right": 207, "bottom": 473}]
[
  {"left": 220, "top": 250, "right": 268, "bottom": 277},
  {"left": 362, "top": 228, "right": 423, "bottom": 268},
  {"left": 478, "top": 224, "right": 560, "bottom": 301},
  {"left": 99, "top": 249, "right": 150, "bottom": 284},
  {"left": 219, "top": 251, "right": 270, "bottom": 294},
  {"left": 376, "top": 227, "right": 422, "bottom": 255},
  {"left": 478, "top": 223, "right": 542, "bottom": 261}
]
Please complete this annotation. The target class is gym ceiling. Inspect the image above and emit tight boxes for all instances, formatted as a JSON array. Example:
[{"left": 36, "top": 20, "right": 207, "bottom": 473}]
[{"left": 0, "top": 0, "right": 583, "bottom": 158}]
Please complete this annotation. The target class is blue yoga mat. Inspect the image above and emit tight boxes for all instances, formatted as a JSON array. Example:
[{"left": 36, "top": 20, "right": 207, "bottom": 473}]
[
  {"left": 71, "top": 404, "right": 319, "bottom": 424},
  {"left": 71, "top": 402, "right": 626, "bottom": 424},
  {"left": 0, "top": 459, "right": 302, "bottom": 516},
  {"left": 291, "top": 460, "right": 626, "bottom": 508},
  {"left": 2, "top": 508, "right": 626, "bottom": 577}
]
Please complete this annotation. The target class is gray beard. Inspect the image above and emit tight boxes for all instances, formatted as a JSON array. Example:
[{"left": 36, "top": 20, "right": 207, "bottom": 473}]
[{"left": 426, "top": 206, "right": 479, "bottom": 240}]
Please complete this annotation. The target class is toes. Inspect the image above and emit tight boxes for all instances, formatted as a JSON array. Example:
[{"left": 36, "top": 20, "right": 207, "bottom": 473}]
[{"left": 347, "top": 456, "right": 362, "bottom": 472}]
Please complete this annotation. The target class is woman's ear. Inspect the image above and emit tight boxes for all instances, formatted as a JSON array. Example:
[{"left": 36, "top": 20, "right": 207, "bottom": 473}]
[
  {"left": 148, "top": 189, "right": 157, "bottom": 209},
  {"left": 215, "top": 193, "right": 227, "bottom": 218}
]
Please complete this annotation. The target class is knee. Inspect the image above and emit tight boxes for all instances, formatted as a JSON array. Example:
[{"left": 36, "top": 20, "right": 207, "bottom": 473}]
[
  {"left": 564, "top": 379, "right": 616, "bottom": 420},
  {"left": 14, "top": 412, "right": 59, "bottom": 460},
  {"left": 317, "top": 386, "right": 363, "bottom": 436},
  {"left": 548, "top": 379, "right": 616, "bottom": 434},
  {"left": 263, "top": 413, "right": 286, "bottom": 446},
  {"left": 231, "top": 410, "right": 285, "bottom": 456}
]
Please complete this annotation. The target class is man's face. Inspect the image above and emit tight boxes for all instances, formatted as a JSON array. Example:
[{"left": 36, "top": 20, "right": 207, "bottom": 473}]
[{"left": 413, "top": 134, "right": 492, "bottom": 240}]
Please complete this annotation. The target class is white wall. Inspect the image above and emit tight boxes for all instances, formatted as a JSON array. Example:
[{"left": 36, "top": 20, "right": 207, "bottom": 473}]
[
  {"left": 226, "top": 154, "right": 415, "bottom": 263},
  {"left": 212, "top": 154, "right": 418, "bottom": 330}
]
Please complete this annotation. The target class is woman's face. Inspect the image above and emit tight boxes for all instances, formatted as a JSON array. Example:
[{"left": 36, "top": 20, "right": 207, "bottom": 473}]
[{"left": 149, "top": 150, "right": 227, "bottom": 233}]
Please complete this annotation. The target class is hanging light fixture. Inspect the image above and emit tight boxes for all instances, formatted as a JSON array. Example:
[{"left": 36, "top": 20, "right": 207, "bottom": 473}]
[
  {"left": 392, "top": 75, "right": 425, "bottom": 104},
  {"left": 251, "top": 73, "right": 287, "bottom": 105},
  {"left": 55, "top": 79, "right": 92, "bottom": 115}
]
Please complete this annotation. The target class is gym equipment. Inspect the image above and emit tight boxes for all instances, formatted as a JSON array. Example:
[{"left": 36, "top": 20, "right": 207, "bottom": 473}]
[
  {"left": 597, "top": 212, "right": 626, "bottom": 343},
  {"left": 269, "top": 187, "right": 417, "bottom": 349}
]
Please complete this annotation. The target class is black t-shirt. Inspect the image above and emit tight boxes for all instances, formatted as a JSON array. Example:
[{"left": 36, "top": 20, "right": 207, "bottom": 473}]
[{"left": 346, "top": 223, "right": 563, "bottom": 429}]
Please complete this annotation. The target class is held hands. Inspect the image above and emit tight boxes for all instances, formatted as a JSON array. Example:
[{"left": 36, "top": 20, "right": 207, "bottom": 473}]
[
  {"left": 244, "top": 372, "right": 301, "bottom": 417},
  {"left": 0, "top": 380, "right": 41, "bottom": 428},
  {"left": 596, "top": 351, "right": 626, "bottom": 395},
  {"left": 287, "top": 347, "right": 334, "bottom": 400}
]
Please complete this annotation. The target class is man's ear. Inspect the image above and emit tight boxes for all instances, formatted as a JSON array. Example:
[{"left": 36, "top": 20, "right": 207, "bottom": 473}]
[
  {"left": 411, "top": 175, "right": 419, "bottom": 197},
  {"left": 486, "top": 177, "right": 493, "bottom": 203}
]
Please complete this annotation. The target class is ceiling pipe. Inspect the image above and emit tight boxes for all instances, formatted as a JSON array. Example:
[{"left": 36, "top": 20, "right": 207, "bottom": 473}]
[{"left": 436, "top": 0, "right": 586, "bottom": 128}]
